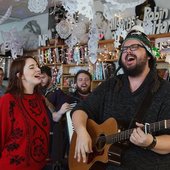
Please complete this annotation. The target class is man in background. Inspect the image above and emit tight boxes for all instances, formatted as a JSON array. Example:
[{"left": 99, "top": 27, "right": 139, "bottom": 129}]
[
  {"left": 0, "top": 67, "right": 6, "bottom": 97},
  {"left": 70, "top": 70, "right": 92, "bottom": 102},
  {"left": 40, "top": 65, "right": 75, "bottom": 170}
]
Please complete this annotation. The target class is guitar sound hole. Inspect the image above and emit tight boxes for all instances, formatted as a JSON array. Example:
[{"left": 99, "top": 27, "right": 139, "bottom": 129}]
[
  {"left": 95, "top": 134, "right": 106, "bottom": 151},
  {"left": 87, "top": 134, "right": 106, "bottom": 164}
]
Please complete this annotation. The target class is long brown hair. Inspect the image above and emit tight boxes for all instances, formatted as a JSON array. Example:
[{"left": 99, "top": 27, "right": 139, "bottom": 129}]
[{"left": 6, "top": 56, "right": 40, "bottom": 97}]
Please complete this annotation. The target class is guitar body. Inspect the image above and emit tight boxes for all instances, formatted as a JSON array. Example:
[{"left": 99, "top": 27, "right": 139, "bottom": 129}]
[
  {"left": 69, "top": 117, "right": 170, "bottom": 170},
  {"left": 69, "top": 118, "right": 119, "bottom": 170}
]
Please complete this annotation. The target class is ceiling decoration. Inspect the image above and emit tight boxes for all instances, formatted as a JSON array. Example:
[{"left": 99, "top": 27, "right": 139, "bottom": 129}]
[
  {"left": 0, "top": 0, "right": 50, "bottom": 25},
  {"left": 52, "top": 0, "right": 146, "bottom": 21},
  {"left": 28, "top": 0, "right": 48, "bottom": 13},
  {"left": 0, "top": 6, "right": 12, "bottom": 24},
  {"left": 0, "top": 0, "right": 169, "bottom": 25},
  {"left": 51, "top": 0, "right": 146, "bottom": 50}
]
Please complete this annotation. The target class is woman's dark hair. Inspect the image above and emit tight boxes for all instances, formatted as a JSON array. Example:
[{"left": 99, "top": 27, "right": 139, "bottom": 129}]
[
  {"left": 74, "top": 70, "right": 92, "bottom": 82},
  {"left": 6, "top": 56, "right": 40, "bottom": 97}
]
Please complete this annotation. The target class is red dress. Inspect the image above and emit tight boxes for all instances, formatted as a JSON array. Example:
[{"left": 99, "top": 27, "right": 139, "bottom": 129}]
[{"left": 0, "top": 93, "right": 50, "bottom": 170}]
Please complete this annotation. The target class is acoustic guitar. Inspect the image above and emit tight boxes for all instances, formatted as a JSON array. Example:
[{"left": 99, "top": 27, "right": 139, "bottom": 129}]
[{"left": 69, "top": 117, "right": 170, "bottom": 170}]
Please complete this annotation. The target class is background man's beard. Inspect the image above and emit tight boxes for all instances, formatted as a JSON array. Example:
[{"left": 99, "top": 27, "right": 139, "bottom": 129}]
[{"left": 77, "top": 86, "right": 91, "bottom": 95}]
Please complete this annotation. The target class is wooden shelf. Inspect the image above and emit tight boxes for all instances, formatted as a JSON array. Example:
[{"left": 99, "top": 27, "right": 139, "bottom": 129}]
[
  {"left": 45, "top": 63, "right": 62, "bottom": 66},
  {"left": 148, "top": 33, "right": 170, "bottom": 39},
  {"left": 156, "top": 59, "right": 166, "bottom": 63},
  {"left": 97, "top": 58, "right": 118, "bottom": 62},
  {"left": 39, "top": 45, "right": 66, "bottom": 50},
  {"left": 62, "top": 64, "right": 88, "bottom": 67},
  {"left": 62, "top": 86, "right": 70, "bottom": 88},
  {"left": 98, "top": 39, "right": 114, "bottom": 45},
  {"left": 91, "top": 80, "right": 105, "bottom": 90},
  {"left": 62, "top": 74, "right": 75, "bottom": 77},
  {"left": 23, "top": 49, "right": 38, "bottom": 57}
]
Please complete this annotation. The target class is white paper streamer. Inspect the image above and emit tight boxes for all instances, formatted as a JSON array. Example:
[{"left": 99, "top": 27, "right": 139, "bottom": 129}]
[
  {"left": 88, "top": 22, "right": 99, "bottom": 64},
  {"left": 0, "top": 6, "right": 12, "bottom": 25}
]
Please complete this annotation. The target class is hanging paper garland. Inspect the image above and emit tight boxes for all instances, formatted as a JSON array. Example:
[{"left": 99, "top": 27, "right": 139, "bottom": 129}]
[{"left": 88, "top": 22, "right": 99, "bottom": 64}]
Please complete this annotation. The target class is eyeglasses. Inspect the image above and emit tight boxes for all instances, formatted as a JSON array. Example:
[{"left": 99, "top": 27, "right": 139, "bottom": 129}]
[{"left": 121, "top": 44, "right": 145, "bottom": 53}]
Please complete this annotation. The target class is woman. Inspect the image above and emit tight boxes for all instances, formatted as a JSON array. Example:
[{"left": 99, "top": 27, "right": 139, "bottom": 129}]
[{"left": 0, "top": 56, "right": 50, "bottom": 170}]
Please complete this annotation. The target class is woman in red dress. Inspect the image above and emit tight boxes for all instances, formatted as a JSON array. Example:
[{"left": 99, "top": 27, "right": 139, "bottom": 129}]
[{"left": 0, "top": 56, "right": 50, "bottom": 170}]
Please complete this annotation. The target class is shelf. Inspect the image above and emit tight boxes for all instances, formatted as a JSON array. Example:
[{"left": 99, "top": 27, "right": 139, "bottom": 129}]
[
  {"left": 45, "top": 63, "right": 62, "bottom": 66},
  {"left": 39, "top": 45, "right": 66, "bottom": 50},
  {"left": 91, "top": 80, "right": 105, "bottom": 90},
  {"left": 62, "top": 64, "right": 88, "bottom": 67},
  {"left": 62, "top": 86, "right": 70, "bottom": 88},
  {"left": 148, "top": 33, "right": 170, "bottom": 39},
  {"left": 92, "top": 80, "right": 105, "bottom": 82},
  {"left": 23, "top": 49, "right": 38, "bottom": 57},
  {"left": 98, "top": 39, "right": 114, "bottom": 45},
  {"left": 97, "top": 58, "right": 118, "bottom": 62},
  {"left": 24, "top": 49, "right": 38, "bottom": 53},
  {"left": 156, "top": 59, "right": 166, "bottom": 63},
  {"left": 62, "top": 74, "right": 75, "bottom": 77}
]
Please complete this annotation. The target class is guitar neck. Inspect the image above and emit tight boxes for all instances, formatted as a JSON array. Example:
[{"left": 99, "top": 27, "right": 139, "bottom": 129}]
[{"left": 107, "top": 119, "right": 170, "bottom": 144}]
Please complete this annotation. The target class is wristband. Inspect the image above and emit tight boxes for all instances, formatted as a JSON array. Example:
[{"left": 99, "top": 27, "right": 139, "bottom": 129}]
[{"left": 144, "top": 136, "right": 157, "bottom": 150}]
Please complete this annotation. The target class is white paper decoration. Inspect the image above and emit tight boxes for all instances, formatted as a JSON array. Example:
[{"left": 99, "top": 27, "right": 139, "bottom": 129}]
[
  {"left": 72, "top": 22, "right": 87, "bottom": 42},
  {"left": 56, "top": 20, "right": 72, "bottom": 39},
  {"left": 1, "top": 28, "right": 24, "bottom": 59},
  {"left": 59, "top": 0, "right": 145, "bottom": 21},
  {"left": 62, "top": 0, "right": 78, "bottom": 15},
  {"left": 103, "top": 0, "right": 145, "bottom": 21},
  {"left": 88, "top": 22, "right": 99, "bottom": 64},
  {"left": 76, "top": 1, "right": 94, "bottom": 20},
  {"left": 65, "top": 35, "right": 78, "bottom": 49},
  {"left": 0, "top": 6, "right": 12, "bottom": 25},
  {"left": 114, "top": 28, "right": 127, "bottom": 48},
  {"left": 28, "top": 0, "right": 48, "bottom": 13},
  {"left": 62, "top": 0, "right": 94, "bottom": 20}
]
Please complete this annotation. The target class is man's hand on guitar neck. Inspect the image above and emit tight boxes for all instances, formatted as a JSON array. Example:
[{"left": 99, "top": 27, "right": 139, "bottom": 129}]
[{"left": 130, "top": 122, "right": 155, "bottom": 149}]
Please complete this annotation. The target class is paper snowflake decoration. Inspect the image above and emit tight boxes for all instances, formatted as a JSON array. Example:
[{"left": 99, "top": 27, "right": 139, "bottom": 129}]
[
  {"left": 56, "top": 20, "right": 72, "bottom": 39},
  {"left": 28, "top": 0, "right": 48, "bottom": 13}
]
